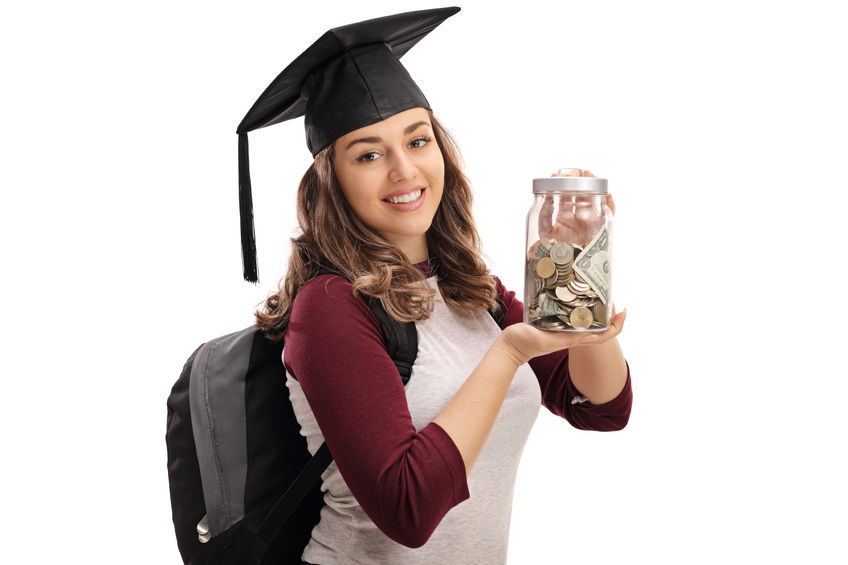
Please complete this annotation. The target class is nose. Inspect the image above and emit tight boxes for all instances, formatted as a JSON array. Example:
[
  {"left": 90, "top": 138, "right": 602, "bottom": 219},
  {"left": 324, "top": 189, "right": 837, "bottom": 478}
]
[{"left": 387, "top": 149, "right": 417, "bottom": 183}]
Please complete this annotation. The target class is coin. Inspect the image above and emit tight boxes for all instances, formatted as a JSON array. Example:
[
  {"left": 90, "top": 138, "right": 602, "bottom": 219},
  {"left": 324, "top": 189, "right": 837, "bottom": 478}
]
[
  {"left": 555, "top": 286, "right": 577, "bottom": 302},
  {"left": 535, "top": 257, "right": 556, "bottom": 279},
  {"left": 569, "top": 307, "right": 593, "bottom": 330},
  {"left": 568, "top": 280, "right": 591, "bottom": 294},
  {"left": 550, "top": 242, "right": 573, "bottom": 265},
  {"left": 593, "top": 301, "right": 607, "bottom": 324},
  {"left": 556, "top": 270, "right": 574, "bottom": 286},
  {"left": 534, "top": 316, "right": 567, "bottom": 330}
]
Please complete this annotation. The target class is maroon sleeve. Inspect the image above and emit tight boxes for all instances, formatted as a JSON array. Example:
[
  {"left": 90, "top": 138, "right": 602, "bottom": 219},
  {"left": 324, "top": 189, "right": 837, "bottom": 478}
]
[
  {"left": 283, "top": 275, "right": 470, "bottom": 548},
  {"left": 494, "top": 276, "right": 632, "bottom": 431}
]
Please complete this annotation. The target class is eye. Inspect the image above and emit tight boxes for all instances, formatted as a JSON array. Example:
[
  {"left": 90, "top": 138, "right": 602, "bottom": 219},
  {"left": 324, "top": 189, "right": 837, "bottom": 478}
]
[
  {"left": 356, "top": 151, "right": 380, "bottom": 163},
  {"left": 409, "top": 136, "right": 431, "bottom": 149}
]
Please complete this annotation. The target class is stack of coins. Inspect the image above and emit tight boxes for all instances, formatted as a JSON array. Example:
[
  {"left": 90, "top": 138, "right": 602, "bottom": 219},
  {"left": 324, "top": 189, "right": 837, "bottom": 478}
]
[{"left": 526, "top": 238, "right": 607, "bottom": 331}]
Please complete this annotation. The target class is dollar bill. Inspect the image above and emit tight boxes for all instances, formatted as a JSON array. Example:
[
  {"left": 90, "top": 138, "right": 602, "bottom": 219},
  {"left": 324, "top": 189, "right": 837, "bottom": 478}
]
[
  {"left": 539, "top": 293, "right": 568, "bottom": 318},
  {"left": 573, "top": 226, "right": 610, "bottom": 304}
]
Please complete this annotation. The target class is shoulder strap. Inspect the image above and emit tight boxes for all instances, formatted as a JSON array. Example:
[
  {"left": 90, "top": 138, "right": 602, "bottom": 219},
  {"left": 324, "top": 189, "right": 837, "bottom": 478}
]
[
  {"left": 310, "top": 266, "right": 419, "bottom": 384},
  {"left": 257, "top": 441, "right": 332, "bottom": 542},
  {"left": 488, "top": 298, "right": 505, "bottom": 327},
  {"left": 365, "top": 296, "right": 417, "bottom": 385}
]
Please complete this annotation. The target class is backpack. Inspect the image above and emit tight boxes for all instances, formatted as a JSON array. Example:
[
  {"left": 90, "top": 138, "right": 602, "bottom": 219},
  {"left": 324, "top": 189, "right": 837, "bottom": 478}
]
[{"left": 166, "top": 291, "right": 504, "bottom": 565}]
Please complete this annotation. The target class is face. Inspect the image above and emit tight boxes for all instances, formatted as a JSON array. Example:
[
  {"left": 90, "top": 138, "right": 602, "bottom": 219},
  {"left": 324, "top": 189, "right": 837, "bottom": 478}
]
[{"left": 333, "top": 107, "right": 445, "bottom": 263}]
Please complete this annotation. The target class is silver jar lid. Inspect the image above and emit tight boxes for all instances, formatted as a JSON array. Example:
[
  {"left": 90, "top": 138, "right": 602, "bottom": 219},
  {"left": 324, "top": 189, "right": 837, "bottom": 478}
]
[{"left": 533, "top": 174, "right": 608, "bottom": 194}]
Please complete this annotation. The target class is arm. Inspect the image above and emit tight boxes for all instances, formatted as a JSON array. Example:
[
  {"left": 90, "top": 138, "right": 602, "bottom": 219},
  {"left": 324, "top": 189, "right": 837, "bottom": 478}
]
[
  {"left": 284, "top": 275, "right": 467, "bottom": 548},
  {"left": 568, "top": 334, "right": 628, "bottom": 404}
]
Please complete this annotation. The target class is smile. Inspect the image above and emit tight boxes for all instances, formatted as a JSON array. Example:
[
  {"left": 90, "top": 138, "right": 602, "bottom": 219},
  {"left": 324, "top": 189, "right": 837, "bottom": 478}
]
[{"left": 384, "top": 189, "right": 423, "bottom": 204}]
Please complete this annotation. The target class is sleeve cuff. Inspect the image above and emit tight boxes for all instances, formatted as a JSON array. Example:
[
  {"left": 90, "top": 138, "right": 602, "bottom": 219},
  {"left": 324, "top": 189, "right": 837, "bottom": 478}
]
[
  {"left": 426, "top": 422, "right": 470, "bottom": 503},
  {"left": 566, "top": 361, "right": 633, "bottom": 431}
]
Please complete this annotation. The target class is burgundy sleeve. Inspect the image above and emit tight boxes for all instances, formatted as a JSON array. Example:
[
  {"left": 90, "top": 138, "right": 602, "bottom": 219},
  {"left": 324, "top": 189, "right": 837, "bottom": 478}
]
[
  {"left": 283, "top": 275, "right": 470, "bottom": 548},
  {"left": 494, "top": 276, "right": 632, "bottom": 431}
]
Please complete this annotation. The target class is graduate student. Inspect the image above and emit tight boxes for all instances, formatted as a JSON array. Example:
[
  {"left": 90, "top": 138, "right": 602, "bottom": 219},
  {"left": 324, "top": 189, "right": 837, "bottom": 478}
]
[{"left": 239, "top": 7, "right": 632, "bottom": 564}]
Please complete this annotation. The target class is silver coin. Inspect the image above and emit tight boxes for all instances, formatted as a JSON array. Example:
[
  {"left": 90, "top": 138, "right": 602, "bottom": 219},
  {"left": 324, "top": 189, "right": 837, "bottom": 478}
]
[
  {"left": 550, "top": 242, "right": 574, "bottom": 265},
  {"left": 555, "top": 286, "right": 577, "bottom": 302},
  {"left": 569, "top": 280, "right": 591, "bottom": 294},
  {"left": 535, "top": 317, "right": 568, "bottom": 330}
]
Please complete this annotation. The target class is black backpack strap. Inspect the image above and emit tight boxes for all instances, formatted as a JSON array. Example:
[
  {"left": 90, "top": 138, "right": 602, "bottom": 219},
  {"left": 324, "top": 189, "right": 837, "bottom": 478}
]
[
  {"left": 257, "top": 441, "right": 333, "bottom": 544},
  {"left": 488, "top": 297, "right": 505, "bottom": 327},
  {"left": 365, "top": 296, "right": 418, "bottom": 385},
  {"left": 311, "top": 266, "right": 418, "bottom": 385}
]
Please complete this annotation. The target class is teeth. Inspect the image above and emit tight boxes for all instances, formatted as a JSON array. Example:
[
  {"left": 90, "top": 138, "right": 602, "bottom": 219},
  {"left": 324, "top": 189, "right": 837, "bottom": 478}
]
[{"left": 387, "top": 189, "right": 422, "bottom": 204}]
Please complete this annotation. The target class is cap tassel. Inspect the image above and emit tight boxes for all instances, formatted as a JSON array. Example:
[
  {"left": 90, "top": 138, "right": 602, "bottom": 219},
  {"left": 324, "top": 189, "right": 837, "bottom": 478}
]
[{"left": 238, "top": 132, "right": 258, "bottom": 283}]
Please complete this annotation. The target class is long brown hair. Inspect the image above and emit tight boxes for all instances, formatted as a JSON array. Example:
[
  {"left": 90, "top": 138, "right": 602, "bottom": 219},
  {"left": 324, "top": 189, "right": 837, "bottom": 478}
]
[{"left": 255, "top": 112, "right": 497, "bottom": 341}]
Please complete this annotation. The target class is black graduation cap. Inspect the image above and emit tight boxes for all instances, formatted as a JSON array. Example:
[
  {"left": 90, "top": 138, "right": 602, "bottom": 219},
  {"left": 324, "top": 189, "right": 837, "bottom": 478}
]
[{"left": 235, "top": 7, "right": 461, "bottom": 282}]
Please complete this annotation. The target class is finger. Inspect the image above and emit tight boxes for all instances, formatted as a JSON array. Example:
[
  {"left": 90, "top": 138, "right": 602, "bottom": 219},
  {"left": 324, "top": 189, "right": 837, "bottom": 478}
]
[
  {"left": 606, "top": 193, "right": 616, "bottom": 215},
  {"left": 582, "top": 307, "right": 626, "bottom": 345},
  {"left": 563, "top": 332, "right": 602, "bottom": 348},
  {"left": 531, "top": 325, "right": 600, "bottom": 354},
  {"left": 552, "top": 168, "right": 583, "bottom": 177},
  {"left": 613, "top": 308, "right": 627, "bottom": 332},
  {"left": 583, "top": 170, "right": 595, "bottom": 177},
  {"left": 602, "top": 307, "right": 627, "bottom": 339}
]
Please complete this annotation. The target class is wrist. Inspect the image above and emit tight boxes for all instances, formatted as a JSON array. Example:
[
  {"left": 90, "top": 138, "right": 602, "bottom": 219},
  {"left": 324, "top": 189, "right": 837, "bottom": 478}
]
[{"left": 491, "top": 333, "right": 529, "bottom": 368}]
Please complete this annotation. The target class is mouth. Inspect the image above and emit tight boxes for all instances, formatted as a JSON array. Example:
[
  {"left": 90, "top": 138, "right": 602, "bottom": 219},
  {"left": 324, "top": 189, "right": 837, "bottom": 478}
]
[
  {"left": 383, "top": 188, "right": 425, "bottom": 204},
  {"left": 380, "top": 186, "right": 427, "bottom": 212}
]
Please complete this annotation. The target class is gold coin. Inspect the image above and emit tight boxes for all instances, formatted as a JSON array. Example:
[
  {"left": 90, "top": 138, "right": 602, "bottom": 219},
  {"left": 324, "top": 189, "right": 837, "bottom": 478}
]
[
  {"left": 593, "top": 301, "right": 607, "bottom": 324},
  {"left": 535, "top": 257, "right": 556, "bottom": 279},
  {"left": 570, "top": 307, "right": 593, "bottom": 330}
]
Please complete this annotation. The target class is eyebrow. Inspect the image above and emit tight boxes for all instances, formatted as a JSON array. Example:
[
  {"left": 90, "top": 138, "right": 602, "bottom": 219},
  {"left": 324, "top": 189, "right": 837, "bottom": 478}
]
[{"left": 344, "top": 120, "right": 431, "bottom": 150}]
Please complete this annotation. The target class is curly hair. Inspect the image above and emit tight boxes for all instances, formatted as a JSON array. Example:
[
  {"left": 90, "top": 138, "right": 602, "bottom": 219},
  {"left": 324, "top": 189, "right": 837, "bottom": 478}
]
[{"left": 255, "top": 112, "right": 497, "bottom": 341}]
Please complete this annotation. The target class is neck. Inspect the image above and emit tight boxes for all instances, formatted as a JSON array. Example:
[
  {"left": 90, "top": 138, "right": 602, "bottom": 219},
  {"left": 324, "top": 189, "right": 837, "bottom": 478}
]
[{"left": 387, "top": 234, "right": 429, "bottom": 264}]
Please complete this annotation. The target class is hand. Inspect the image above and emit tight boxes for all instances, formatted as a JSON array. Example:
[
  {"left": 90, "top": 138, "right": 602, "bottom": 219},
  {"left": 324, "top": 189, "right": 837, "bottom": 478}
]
[
  {"left": 495, "top": 306, "right": 626, "bottom": 366},
  {"left": 538, "top": 169, "right": 616, "bottom": 246}
]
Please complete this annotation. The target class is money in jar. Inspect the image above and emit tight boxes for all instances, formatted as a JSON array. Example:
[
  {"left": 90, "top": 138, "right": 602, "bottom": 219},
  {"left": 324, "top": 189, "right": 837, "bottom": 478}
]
[{"left": 524, "top": 169, "right": 613, "bottom": 332}]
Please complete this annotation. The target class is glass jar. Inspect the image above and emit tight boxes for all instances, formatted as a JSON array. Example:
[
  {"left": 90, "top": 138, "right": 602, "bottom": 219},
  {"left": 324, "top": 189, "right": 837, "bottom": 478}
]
[{"left": 524, "top": 170, "right": 613, "bottom": 332}]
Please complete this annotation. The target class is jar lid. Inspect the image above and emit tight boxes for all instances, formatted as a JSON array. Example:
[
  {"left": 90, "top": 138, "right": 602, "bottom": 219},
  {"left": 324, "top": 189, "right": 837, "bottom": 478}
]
[{"left": 532, "top": 176, "right": 608, "bottom": 194}]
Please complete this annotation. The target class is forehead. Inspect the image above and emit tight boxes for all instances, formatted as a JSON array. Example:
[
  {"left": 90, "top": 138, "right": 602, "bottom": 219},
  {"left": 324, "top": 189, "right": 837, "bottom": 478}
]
[{"left": 335, "top": 107, "right": 432, "bottom": 148}]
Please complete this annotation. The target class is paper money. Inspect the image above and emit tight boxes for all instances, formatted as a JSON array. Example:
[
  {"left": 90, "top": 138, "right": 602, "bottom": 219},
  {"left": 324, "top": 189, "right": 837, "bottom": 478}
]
[{"left": 572, "top": 226, "right": 610, "bottom": 304}]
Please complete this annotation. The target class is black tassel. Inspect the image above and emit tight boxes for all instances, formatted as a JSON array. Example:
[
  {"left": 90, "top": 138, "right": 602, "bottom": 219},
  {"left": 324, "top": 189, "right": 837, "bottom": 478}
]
[{"left": 238, "top": 133, "right": 258, "bottom": 283}]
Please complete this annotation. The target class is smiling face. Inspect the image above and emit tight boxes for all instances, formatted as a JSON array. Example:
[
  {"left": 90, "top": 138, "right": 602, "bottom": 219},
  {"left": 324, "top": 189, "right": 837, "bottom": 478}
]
[{"left": 332, "top": 107, "right": 445, "bottom": 263}]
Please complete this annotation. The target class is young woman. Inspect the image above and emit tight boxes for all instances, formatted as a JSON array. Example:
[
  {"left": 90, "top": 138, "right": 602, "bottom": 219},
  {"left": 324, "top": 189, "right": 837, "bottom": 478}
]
[{"left": 243, "top": 8, "right": 631, "bottom": 565}]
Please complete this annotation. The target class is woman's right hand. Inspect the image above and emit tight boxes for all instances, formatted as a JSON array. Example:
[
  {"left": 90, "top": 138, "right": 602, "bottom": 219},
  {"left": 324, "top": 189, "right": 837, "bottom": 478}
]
[{"left": 494, "top": 311, "right": 625, "bottom": 367}]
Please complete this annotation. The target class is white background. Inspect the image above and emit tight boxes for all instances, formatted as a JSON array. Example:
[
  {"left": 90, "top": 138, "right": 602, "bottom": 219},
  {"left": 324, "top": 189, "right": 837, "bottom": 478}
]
[{"left": 2, "top": 1, "right": 847, "bottom": 563}]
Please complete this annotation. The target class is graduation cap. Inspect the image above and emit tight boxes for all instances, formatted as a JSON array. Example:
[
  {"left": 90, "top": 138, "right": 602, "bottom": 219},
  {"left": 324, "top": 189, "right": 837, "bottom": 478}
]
[{"left": 235, "top": 6, "right": 461, "bottom": 282}]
